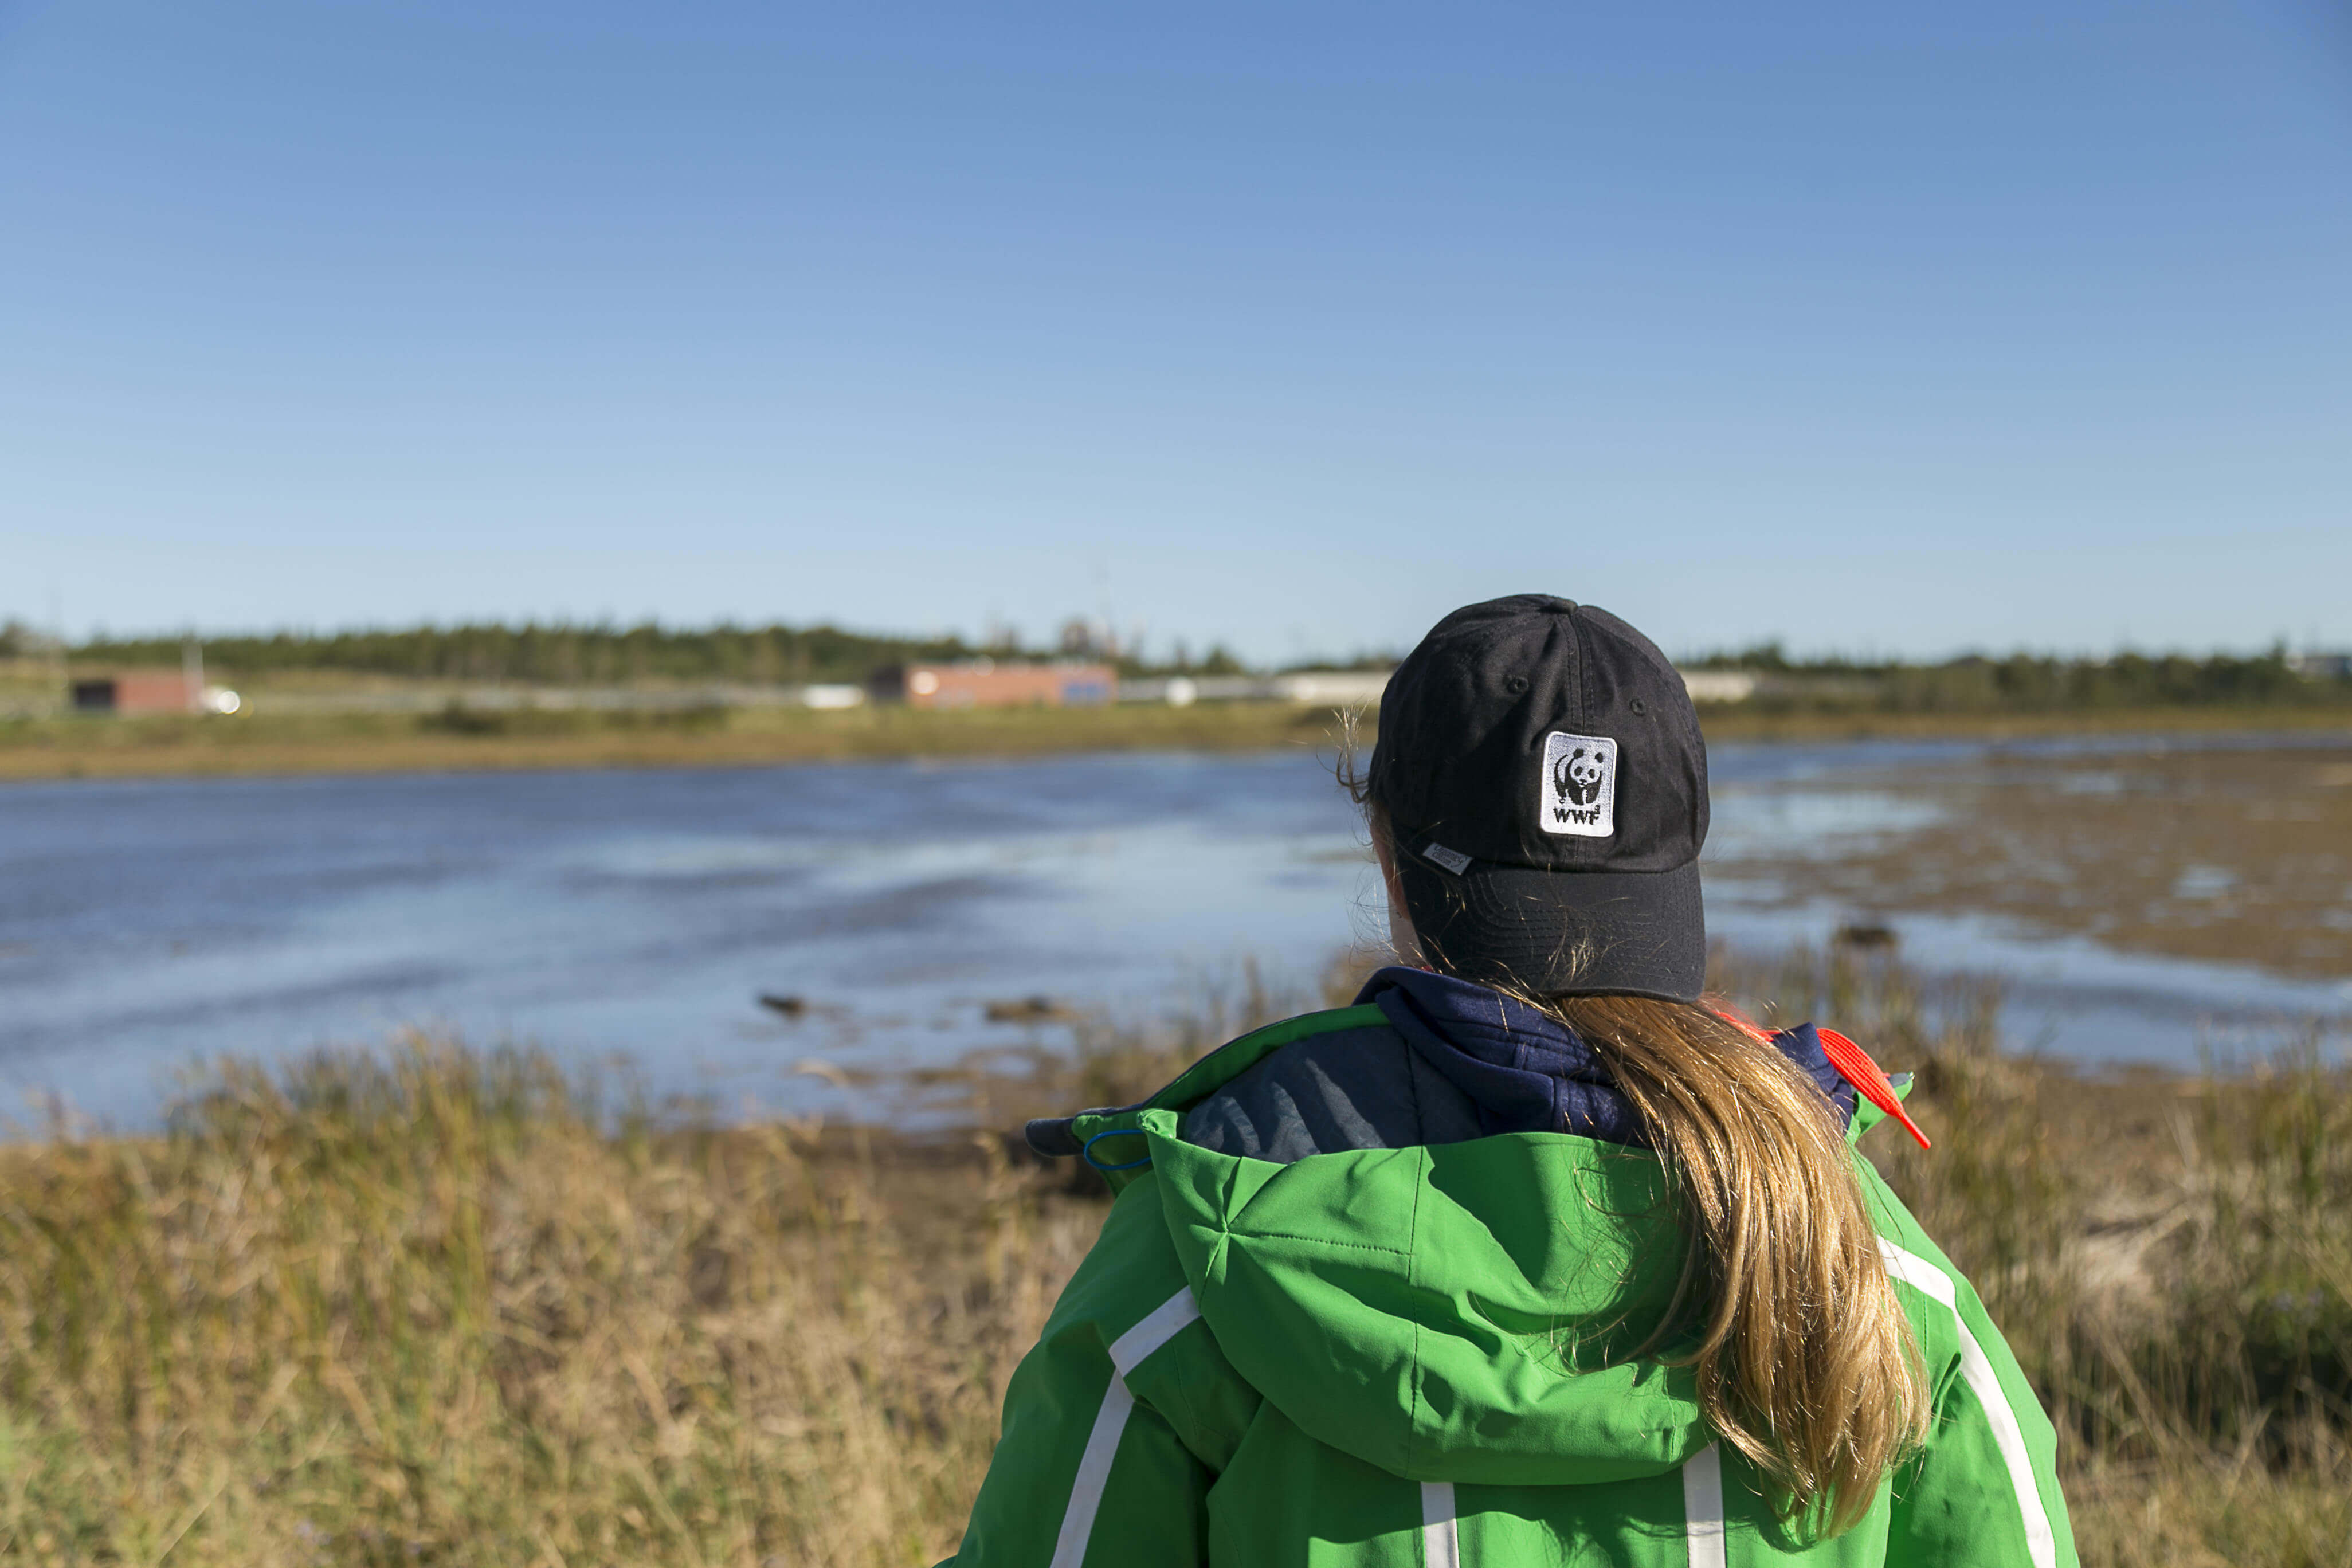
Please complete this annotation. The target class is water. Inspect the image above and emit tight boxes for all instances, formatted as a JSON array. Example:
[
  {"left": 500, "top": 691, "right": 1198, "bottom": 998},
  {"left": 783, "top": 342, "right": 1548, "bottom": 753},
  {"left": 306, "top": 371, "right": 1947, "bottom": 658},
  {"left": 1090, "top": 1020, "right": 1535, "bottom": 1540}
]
[
  {"left": 1701, "top": 734, "right": 2352, "bottom": 1065},
  {"left": 2, "top": 740, "right": 2344, "bottom": 1127},
  {"left": 0, "top": 754, "right": 1378, "bottom": 1126}
]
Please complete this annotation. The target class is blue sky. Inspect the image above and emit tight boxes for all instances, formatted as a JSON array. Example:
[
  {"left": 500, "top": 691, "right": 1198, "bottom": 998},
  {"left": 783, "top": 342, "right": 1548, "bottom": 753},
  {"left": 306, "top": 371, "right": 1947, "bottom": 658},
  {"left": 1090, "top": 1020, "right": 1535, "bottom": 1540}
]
[{"left": 3, "top": 2, "right": 2348, "bottom": 664}]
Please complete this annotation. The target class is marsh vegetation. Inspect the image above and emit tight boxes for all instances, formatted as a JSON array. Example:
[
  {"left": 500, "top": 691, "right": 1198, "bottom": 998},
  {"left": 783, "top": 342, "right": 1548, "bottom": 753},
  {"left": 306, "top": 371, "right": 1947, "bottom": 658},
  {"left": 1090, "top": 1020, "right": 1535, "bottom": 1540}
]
[{"left": 0, "top": 951, "right": 2345, "bottom": 1565}]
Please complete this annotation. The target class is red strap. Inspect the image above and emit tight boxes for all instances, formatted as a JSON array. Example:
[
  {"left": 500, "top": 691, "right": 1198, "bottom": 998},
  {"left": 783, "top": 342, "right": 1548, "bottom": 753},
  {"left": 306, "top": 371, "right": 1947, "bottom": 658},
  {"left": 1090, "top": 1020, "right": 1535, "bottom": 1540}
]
[
  {"left": 1715, "top": 1010, "right": 1932, "bottom": 1150},
  {"left": 1817, "top": 1027, "right": 1932, "bottom": 1150},
  {"left": 1715, "top": 1008, "right": 1775, "bottom": 1045}
]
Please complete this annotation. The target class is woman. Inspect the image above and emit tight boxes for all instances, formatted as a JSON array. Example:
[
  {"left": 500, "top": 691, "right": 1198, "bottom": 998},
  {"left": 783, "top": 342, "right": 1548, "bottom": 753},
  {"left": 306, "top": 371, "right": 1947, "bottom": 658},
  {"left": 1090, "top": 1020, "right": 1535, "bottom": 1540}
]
[{"left": 944, "top": 596, "right": 2076, "bottom": 1566}]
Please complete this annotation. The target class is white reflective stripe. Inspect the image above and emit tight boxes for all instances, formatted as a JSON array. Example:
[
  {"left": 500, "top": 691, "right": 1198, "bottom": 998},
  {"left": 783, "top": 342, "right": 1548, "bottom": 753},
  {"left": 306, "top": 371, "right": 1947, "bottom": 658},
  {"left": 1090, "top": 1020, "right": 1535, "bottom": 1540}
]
[
  {"left": 1048, "top": 1379, "right": 1132, "bottom": 1568},
  {"left": 1048, "top": 1289, "right": 1201, "bottom": 1568},
  {"left": 1420, "top": 1480, "right": 1460, "bottom": 1568},
  {"left": 1109, "top": 1288, "right": 1202, "bottom": 1375},
  {"left": 1682, "top": 1443, "right": 1726, "bottom": 1568},
  {"left": 1879, "top": 1240, "right": 2059, "bottom": 1568}
]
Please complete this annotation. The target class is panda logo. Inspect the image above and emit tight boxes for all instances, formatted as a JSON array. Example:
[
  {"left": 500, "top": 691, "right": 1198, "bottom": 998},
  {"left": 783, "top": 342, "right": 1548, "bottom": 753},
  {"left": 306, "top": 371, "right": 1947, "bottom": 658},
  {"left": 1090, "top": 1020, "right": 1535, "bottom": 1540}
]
[
  {"left": 1554, "top": 746, "right": 1606, "bottom": 807},
  {"left": 1538, "top": 731, "right": 1617, "bottom": 837}
]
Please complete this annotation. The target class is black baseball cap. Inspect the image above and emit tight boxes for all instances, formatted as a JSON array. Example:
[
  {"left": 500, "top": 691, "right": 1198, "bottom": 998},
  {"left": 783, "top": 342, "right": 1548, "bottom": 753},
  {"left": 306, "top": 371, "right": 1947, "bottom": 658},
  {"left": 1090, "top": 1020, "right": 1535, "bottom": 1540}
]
[{"left": 1368, "top": 595, "right": 1710, "bottom": 1002}]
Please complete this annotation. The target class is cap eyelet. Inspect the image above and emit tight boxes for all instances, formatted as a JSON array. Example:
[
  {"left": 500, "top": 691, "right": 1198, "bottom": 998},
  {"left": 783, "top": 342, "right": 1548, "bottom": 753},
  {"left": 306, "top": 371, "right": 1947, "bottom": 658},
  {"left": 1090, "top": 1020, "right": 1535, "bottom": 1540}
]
[
  {"left": 1629, "top": 697, "right": 1647, "bottom": 715},
  {"left": 1504, "top": 675, "right": 1530, "bottom": 695}
]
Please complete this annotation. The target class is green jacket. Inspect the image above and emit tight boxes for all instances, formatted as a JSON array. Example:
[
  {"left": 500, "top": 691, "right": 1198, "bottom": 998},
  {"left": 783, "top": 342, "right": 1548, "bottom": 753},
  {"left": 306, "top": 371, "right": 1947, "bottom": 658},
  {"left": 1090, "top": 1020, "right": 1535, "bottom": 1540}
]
[{"left": 945, "top": 1003, "right": 2076, "bottom": 1567}]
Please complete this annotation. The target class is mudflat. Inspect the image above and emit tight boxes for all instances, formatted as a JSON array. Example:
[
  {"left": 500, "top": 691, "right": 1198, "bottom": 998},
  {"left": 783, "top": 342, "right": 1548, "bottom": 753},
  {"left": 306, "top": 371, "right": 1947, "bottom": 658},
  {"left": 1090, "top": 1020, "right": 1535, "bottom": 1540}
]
[{"left": 1714, "top": 740, "right": 2352, "bottom": 981}]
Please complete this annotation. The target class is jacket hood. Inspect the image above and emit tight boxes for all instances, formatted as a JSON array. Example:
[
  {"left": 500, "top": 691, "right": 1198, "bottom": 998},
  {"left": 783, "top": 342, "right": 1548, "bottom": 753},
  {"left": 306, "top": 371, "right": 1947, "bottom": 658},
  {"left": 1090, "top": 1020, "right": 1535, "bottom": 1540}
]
[{"left": 1141, "top": 1108, "right": 1712, "bottom": 1485}]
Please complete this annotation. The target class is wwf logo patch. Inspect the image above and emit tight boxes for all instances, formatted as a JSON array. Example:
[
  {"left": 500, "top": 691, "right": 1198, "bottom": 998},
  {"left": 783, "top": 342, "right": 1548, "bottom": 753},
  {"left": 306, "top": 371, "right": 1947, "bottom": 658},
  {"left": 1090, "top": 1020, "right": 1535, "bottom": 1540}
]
[{"left": 1539, "top": 731, "right": 1617, "bottom": 837}]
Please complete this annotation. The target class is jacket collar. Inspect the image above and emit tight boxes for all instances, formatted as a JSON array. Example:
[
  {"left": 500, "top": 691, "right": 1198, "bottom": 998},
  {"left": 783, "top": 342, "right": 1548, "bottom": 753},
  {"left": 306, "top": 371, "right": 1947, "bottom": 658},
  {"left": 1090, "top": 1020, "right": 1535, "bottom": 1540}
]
[{"left": 1355, "top": 966, "right": 1857, "bottom": 1143}]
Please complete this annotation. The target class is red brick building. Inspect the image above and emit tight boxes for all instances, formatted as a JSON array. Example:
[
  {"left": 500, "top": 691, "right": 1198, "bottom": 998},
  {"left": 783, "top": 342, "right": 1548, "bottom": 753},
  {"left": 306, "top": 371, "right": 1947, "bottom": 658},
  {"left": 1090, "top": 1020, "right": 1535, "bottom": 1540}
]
[
  {"left": 869, "top": 661, "right": 1116, "bottom": 709},
  {"left": 71, "top": 669, "right": 198, "bottom": 714}
]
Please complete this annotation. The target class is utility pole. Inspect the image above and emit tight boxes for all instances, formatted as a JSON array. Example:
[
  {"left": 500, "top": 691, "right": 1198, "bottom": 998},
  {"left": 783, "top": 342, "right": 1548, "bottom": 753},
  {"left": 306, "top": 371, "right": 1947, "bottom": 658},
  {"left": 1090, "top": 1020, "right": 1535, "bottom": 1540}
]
[
  {"left": 183, "top": 632, "right": 203, "bottom": 714},
  {"left": 48, "top": 589, "right": 66, "bottom": 716}
]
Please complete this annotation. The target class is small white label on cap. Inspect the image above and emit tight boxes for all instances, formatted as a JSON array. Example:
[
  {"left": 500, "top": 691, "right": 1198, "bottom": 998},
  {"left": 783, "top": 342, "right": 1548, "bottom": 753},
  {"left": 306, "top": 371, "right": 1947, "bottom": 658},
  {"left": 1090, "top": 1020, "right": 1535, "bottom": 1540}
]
[
  {"left": 1421, "top": 840, "right": 1472, "bottom": 875},
  {"left": 1540, "top": 731, "right": 1618, "bottom": 837}
]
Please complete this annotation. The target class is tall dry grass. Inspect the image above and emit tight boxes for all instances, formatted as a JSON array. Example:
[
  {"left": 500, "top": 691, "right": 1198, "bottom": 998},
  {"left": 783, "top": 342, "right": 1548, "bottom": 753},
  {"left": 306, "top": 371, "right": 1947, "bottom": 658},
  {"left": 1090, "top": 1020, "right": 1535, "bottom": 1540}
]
[
  {"left": 0, "top": 954, "right": 2344, "bottom": 1565},
  {"left": 0, "top": 1045, "right": 1100, "bottom": 1565}
]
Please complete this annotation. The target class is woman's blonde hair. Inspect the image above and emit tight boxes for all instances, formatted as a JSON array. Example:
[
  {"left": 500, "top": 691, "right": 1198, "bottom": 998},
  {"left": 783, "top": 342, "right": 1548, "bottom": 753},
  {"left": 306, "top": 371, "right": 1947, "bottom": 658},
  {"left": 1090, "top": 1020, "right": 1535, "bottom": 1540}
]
[
  {"left": 1359, "top": 792, "right": 1927, "bottom": 1536},
  {"left": 1543, "top": 993, "right": 1929, "bottom": 1536}
]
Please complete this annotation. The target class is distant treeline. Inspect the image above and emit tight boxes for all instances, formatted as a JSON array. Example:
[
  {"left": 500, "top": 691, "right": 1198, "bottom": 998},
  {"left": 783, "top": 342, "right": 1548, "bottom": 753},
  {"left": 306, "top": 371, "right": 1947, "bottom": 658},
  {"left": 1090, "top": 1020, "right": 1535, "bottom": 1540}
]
[
  {"left": 1689, "top": 642, "right": 2349, "bottom": 711},
  {"left": 26, "top": 619, "right": 2350, "bottom": 709},
  {"left": 48, "top": 621, "right": 1251, "bottom": 685}
]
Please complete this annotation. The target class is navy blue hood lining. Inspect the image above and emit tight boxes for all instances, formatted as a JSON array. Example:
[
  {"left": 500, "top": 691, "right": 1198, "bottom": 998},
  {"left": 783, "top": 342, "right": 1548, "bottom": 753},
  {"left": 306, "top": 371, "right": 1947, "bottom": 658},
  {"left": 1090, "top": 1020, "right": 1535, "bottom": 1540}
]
[{"left": 1355, "top": 966, "right": 1857, "bottom": 1144}]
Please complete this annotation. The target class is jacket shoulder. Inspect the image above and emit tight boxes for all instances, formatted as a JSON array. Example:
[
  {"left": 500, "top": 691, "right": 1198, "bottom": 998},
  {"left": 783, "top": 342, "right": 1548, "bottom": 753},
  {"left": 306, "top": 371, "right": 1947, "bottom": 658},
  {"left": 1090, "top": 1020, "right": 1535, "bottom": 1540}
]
[
  {"left": 1034, "top": 1171, "right": 1264, "bottom": 1471},
  {"left": 1042, "top": 1172, "right": 1194, "bottom": 1342},
  {"left": 1024, "top": 1002, "right": 1389, "bottom": 1158},
  {"left": 1854, "top": 1162, "right": 2078, "bottom": 1568}
]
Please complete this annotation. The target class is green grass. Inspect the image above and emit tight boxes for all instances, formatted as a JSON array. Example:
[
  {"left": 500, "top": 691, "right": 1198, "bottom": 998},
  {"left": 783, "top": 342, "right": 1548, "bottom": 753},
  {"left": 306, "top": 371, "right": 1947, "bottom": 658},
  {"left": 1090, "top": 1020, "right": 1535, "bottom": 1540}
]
[
  {"left": 7, "top": 696, "right": 2350, "bottom": 783},
  {"left": 0, "top": 701, "right": 1358, "bottom": 782}
]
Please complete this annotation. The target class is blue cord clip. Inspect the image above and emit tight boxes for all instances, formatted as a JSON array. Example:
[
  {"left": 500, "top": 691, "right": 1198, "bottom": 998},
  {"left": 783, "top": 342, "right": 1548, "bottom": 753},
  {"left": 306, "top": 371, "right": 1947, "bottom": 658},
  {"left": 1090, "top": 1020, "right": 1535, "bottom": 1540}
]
[{"left": 1081, "top": 1127, "right": 1152, "bottom": 1172}]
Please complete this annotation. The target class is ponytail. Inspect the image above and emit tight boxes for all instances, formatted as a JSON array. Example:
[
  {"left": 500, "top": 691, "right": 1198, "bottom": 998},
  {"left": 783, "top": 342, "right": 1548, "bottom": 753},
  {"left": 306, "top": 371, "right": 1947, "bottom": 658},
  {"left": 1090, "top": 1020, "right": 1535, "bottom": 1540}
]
[{"left": 1543, "top": 993, "right": 1930, "bottom": 1536}]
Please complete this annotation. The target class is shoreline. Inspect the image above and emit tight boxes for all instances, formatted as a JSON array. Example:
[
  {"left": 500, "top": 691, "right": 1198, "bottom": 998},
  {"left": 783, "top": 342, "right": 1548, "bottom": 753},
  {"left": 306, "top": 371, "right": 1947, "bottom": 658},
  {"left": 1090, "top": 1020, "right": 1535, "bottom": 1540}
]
[
  {"left": 3, "top": 699, "right": 2349, "bottom": 782},
  {"left": 0, "top": 701, "right": 1357, "bottom": 783}
]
